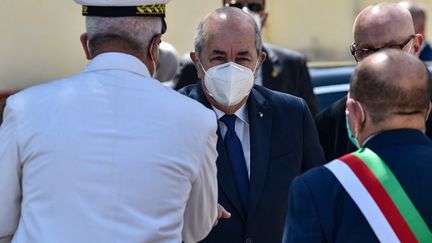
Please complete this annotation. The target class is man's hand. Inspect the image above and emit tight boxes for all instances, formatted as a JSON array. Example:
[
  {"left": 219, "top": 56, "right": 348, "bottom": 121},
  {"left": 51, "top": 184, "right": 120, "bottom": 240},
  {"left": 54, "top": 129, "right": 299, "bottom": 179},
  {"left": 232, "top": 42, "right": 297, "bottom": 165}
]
[{"left": 214, "top": 204, "right": 231, "bottom": 226}]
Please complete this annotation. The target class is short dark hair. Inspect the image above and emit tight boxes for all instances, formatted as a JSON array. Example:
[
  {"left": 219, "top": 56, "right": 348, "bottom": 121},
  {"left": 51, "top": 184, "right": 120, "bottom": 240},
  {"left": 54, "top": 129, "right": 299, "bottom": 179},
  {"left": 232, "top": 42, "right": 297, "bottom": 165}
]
[{"left": 350, "top": 51, "right": 431, "bottom": 124}]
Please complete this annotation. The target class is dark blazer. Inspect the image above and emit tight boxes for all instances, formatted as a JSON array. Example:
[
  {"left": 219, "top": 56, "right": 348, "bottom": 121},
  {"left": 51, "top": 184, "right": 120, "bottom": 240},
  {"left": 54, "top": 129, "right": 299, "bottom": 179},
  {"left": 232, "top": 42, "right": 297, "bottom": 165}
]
[
  {"left": 179, "top": 83, "right": 325, "bottom": 243},
  {"left": 315, "top": 95, "right": 432, "bottom": 161},
  {"left": 420, "top": 41, "right": 432, "bottom": 62},
  {"left": 314, "top": 96, "right": 356, "bottom": 161},
  {"left": 174, "top": 44, "right": 319, "bottom": 115},
  {"left": 283, "top": 129, "right": 432, "bottom": 243}
]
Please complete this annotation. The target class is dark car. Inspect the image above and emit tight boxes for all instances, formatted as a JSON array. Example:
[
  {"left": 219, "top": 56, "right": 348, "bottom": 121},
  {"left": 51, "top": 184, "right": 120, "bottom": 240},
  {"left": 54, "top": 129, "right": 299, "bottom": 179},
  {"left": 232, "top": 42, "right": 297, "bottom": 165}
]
[
  {"left": 309, "top": 65, "right": 354, "bottom": 111},
  {"left": 310, "top": 64, "right": 432, "bottom": 111}
]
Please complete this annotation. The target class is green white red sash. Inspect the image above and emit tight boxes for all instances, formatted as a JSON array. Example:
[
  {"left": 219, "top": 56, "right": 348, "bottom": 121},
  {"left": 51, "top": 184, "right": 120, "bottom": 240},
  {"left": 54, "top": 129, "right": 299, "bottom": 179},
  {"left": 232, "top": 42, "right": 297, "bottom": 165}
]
[{"left": 325, "top": 148, "right": 432, "bottom": 243}]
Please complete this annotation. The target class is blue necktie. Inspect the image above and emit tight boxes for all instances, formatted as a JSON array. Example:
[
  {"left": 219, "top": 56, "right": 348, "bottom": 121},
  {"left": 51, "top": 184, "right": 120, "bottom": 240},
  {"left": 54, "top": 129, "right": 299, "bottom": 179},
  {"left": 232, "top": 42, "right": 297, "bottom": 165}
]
[{"left": 220, "top": 114, "right": 249, "bottom": 208}]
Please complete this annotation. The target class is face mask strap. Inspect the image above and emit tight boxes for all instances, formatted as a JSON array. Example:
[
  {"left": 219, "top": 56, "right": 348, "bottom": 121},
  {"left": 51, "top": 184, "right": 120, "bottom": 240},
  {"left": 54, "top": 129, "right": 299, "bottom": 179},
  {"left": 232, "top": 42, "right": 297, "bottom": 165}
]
[
  {"left": 407, "top": 39, "right": 413, "bottom": 53},
  {"left": 252, "top": 59, "right": 260, "bottom": 74},
  {"left": 198, "top": 59, "right": 210, "bottom": 76}
]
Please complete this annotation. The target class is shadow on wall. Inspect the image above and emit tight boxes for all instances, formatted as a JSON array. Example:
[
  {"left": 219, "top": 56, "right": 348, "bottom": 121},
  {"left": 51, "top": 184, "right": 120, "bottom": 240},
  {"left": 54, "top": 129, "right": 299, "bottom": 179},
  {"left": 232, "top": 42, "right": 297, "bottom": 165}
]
[{"left": 299, "top": 36, "right": 353, "bottom": 62}]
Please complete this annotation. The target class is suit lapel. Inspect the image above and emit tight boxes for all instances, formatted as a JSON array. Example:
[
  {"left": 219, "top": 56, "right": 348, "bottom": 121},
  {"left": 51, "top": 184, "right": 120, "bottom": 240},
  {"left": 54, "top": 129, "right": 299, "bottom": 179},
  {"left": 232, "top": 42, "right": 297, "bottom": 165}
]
[
  {"left": 247, "top": 88, "right": 273, "bottom": 217},
  {"left": 192, "top": 84, "right": 247, "bottom": 221}
]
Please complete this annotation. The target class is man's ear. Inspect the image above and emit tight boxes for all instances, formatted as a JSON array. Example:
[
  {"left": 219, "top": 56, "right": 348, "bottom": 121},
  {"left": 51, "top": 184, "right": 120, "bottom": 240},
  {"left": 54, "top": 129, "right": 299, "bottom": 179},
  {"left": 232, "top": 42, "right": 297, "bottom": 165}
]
[
  {"left": 190, "top": 51, "right": 198, "bottom": 64},
  {"left": 148, "top": 34, "right": 161, "bottom": 62},
  {"left": 253, "top": 52, "right": 266, "bottom": 79},
  {"left": 412, "top": 33, "right": 424, "bottom": 57},
  {"left": 259, "top": 51, "right": 267, "bottom": 63},
  {"left": 190, "top": 52, "right": 204, "bottom": 81},
  {"left": 80, "top": 33, "right": 92, "bottom": 60},
  {"left": 426, "top": 101, "right": 432, "bottom": 121},
  {"left": 346, "top": 97, "right": 364, "bottom": 134}
]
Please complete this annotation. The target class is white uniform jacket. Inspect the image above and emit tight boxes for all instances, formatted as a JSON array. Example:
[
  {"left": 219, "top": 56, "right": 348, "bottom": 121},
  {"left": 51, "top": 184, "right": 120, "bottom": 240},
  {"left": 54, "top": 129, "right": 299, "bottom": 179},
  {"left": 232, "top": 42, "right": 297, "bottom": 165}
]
[{"left": 0, "top": 52, "right": 218, "bottom": 243}]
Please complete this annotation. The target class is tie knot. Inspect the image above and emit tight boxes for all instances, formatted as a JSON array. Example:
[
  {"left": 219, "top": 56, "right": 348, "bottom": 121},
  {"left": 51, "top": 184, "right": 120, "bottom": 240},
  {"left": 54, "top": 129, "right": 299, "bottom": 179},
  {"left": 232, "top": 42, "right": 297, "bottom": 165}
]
[{"left": 220, "top": 114, "right": 237, "bottom": 131}]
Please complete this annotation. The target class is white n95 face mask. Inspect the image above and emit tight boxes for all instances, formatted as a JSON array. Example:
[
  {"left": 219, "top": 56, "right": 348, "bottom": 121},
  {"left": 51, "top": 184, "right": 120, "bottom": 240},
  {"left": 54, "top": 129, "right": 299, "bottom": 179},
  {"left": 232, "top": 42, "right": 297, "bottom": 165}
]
[{"left": 200, "top": 61, "right": 258, "bottom": 107}]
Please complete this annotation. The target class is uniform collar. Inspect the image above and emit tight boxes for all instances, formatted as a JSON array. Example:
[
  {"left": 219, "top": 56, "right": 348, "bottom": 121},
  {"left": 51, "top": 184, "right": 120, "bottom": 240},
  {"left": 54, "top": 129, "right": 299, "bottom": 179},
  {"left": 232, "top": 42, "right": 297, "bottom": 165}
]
[{"left": 83, "top": 52, "right": 151, "bottom": 78}]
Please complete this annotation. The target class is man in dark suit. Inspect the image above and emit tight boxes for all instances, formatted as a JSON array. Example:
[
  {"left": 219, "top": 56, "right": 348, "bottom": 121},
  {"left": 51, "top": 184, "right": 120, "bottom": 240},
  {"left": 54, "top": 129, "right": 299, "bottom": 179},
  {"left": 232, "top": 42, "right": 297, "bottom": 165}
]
[
  {"left": 284, "top": 49, "right": 432, "bottom": 243},
  {"left": 420, "top": 41, "right": 432, "bottom": 61},
  {"left": 179, "top": 7, "right": 324, "bottom": 243},
  {"left": 174, "top": 0, "right": 319, "bottom": 115},
  {"left": 315, "top": 3, "right": 425, "bottom": 161},
  {"left": 400, "top": 1, "right": 432, "bottom": 61}
]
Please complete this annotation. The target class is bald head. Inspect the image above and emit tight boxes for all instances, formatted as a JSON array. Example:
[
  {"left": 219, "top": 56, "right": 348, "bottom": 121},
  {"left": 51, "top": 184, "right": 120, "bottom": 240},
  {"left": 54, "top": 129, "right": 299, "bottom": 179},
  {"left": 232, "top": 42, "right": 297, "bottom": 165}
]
[
  {"left": 350, "top": 49, "right": 431, "bottom": 125},
  {"left": 354, "top": 3, "right": 414, "bottom": 45},
  {"left": 194, "top": 7, "right": 261, "bottom": 58}
]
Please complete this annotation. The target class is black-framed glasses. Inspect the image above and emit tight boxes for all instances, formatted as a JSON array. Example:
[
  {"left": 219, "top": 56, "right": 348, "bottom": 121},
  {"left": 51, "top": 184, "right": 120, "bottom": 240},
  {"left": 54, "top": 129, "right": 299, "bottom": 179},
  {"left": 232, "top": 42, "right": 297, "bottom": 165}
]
[
  {"left": 225, "top": 2, "right": 264, "bottom": 13},
  {"left": 350, "top": 35, "right": 415, "bottom": 62}
]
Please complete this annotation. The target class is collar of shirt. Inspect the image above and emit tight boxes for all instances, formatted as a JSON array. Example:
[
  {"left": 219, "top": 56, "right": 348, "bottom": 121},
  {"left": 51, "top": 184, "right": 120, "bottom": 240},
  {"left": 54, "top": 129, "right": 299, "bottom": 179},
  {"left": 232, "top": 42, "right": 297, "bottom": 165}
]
[
  {"left": 211, "top": 103, "right": 249, "bottom": 126},
  {"left": 83, "top": 52, "right": 151, "bottom": 78},
  {"left": 361, "top": 132, "right": 379, "bottom": 148}
]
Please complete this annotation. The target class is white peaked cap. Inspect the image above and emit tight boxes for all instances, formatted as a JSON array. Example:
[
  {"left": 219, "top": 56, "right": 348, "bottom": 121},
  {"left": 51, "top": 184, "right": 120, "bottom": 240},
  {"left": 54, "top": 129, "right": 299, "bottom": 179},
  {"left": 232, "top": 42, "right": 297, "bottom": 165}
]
[{"left": 74, "top": 0, "right": 170, "bottom": 17}]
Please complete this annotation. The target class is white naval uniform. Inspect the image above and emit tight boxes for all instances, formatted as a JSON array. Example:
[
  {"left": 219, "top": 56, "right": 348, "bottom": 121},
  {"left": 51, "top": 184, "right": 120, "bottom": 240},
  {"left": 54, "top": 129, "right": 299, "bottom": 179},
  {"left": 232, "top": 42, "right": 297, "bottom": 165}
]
[{"left": 0, "top": 52, "right": 218, "bottom": 243}]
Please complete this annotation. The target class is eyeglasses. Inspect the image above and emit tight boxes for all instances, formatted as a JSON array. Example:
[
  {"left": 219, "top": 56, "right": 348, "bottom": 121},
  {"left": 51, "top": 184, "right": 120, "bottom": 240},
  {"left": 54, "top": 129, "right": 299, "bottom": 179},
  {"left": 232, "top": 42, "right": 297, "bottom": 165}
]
[
  {"left": 350, "top": 35, "right": 415, "bottom": 62},
  {"left": 225, "top": 2, "right": 264, "bottom": 13}
]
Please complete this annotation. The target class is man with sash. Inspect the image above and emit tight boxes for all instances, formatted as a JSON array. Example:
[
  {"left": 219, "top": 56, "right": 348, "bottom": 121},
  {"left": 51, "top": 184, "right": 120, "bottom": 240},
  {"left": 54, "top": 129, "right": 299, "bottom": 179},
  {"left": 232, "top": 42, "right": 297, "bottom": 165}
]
[{"left": 283, "top": 49, "right": 432, "bottom": 242}]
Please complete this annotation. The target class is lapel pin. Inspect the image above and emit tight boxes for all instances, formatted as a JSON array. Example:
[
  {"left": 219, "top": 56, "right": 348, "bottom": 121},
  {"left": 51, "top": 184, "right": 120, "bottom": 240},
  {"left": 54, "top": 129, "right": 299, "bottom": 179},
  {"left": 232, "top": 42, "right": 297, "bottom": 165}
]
[{"left": 257, "top": 112, "right": 264, "bottom": 118}]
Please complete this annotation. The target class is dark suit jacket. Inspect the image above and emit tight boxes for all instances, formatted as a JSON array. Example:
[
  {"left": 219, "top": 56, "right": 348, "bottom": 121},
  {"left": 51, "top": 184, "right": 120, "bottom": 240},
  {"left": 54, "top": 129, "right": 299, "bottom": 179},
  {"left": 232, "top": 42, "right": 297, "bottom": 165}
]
[
  {"left": 174, "top": 44, "right": 319, "bottom": 115},
  {"left": 315, "top": 95, "right": 432, "bottom": 161},
  {"left": 420, "top": 41, "right": 432, "bottom": 62},
  {"left": 283, "top": 129, "right": 432, "bottom": 243},
  {"left": 314, "top": 96, "right": 356, "bottom": 161},
  {"left": 179, "top": 83, "right": 325, "bottom": 243}
]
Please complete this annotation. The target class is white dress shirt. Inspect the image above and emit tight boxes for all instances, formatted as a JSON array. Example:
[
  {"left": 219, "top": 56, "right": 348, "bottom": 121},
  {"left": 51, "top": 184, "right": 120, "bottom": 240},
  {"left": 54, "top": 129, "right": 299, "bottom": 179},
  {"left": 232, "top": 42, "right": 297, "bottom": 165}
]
[
  {"left": 0, "top": 52, "right": 218, "bottom": 243},
  {"left": 212, "top": 104, "right": 251, "bottom": 178}
]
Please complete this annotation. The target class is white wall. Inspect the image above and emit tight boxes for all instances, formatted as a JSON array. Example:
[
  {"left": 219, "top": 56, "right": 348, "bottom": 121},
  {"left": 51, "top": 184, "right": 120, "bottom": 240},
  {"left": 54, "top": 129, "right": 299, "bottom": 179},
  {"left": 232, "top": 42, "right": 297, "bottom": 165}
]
[{"left": 1, "top": 0, "right": 86, "bottom": 90}]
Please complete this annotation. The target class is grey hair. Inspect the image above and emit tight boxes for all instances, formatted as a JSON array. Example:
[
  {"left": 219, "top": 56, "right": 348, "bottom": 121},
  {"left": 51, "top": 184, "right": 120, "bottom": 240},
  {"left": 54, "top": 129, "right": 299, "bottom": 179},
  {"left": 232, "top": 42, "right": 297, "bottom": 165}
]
[
  {"left": 86, "top": 16, "right": 162, "bottom": 54},
  {"left": 193, "top": 7, "right": 263, "bottom": 58}
]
